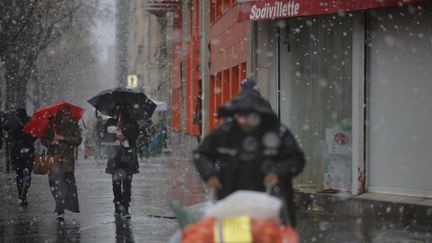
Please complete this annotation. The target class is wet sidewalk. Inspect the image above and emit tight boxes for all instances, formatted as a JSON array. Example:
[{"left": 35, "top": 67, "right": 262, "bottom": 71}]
[
  {"left": 1, "top": 155, "right": 431, "bottom": 242},
  {"left": 0, "top": 156, "right": 206, "bottom": 243}
]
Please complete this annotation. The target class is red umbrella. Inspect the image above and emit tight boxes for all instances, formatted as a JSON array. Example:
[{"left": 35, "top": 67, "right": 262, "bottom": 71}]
[{"left": 23, "top": 100, "right": 85, "bottom": 138}]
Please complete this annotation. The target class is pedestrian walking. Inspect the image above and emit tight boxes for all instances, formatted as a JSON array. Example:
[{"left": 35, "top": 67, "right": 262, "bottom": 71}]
[
  {"left": 193, "top": 79, "right": 305, "bottom": 226},
  {"left": 104, "top": 106, "right": 139, "bottom": 218},
  {"left": 1, "top": 108, "right": 36, "bottom": 206},
  {"left": 41, "top": 105, "right": 82, "bottom": 221},
  {"left": 88, "top": 87, "right": 156, "bottom": 218}
]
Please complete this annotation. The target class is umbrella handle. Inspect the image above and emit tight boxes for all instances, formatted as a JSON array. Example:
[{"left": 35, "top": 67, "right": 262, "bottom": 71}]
[{"left": 81, "top": 120, "right": 87, "bottom": 129}]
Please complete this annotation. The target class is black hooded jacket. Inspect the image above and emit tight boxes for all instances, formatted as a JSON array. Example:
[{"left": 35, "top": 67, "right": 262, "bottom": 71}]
[
  {"left": 2, "top": 110, "right": 35, "bottom": 166},
  {"left": 193, "top": 89, "right": 305, "bottom": 226}
]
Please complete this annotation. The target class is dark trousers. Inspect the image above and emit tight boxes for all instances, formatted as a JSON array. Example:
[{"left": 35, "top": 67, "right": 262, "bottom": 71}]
[
  {"left": 112, "top": 172, "right": 133, "bottom": 208},
  {"left": 15, "top": 165, "right": 31, "bottom": 200},
  {"left": 95, "top": 143, "right": 103, "bottom": 159},
  {"left": 49, "top": 172, "right": 80, "bottom": 213},
  {"left": 12, "top": 151, "right": 33, "bottom": 200}
]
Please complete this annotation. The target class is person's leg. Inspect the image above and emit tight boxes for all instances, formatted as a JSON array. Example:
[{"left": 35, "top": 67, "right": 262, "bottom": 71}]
[
  {"left": 15, "top": 163, "right": 24, "bottom": 201},
  {"left": 112, "top": 173, "right": 122, "bottom": 215},
  {"left": 63, "top": 173, "right": 80, "bottom": 213},
  {"left": 121, "top": 174, "right": 133, "bottom": 217},
  {"left": 20, "top": 167, "right": 31, "bottom": 205},
  {"left": 21, "top": 154, "right": 33, "bottom": 205},
  {"left": 49, "top": 173, "right": 66, "bottom": 220},
  {"left": 95, "top": 143, "right": 100, "bottom": 159}
]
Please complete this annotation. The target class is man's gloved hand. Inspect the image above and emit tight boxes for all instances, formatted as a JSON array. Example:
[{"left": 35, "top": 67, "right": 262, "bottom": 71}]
[
  {"left": 206, "top": 176, "right": 223, "bottom": 189},
  {"left": 264, "top": 172, "right": 279, "bottom": 187}
]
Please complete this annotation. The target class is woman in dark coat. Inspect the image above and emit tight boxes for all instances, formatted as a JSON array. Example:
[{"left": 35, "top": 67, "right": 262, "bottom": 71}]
[
  {"left": 104, "top": 108, "right": 139, "bottom": 218},
  {"left": 2, "top": 109, "right": 35, "bottom": 206},
  {"left": 193, "top": 86, "right": 305, "bottom": 226},
  {"left": 41, "top": 106, "right": 82, "bottom": 221}
]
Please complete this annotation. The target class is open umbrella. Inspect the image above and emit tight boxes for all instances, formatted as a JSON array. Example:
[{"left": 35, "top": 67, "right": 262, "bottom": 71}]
[
  {"left": 87, "top": 87, "right": 156, "bottom": 120},
  {"left": 23, "top": 101, "right": 85, "bottom": 138}
]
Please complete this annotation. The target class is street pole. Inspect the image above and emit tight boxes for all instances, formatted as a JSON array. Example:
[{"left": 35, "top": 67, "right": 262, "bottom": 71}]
[{"left": 200, "top": 0, "right": 210, "bottom": 138}]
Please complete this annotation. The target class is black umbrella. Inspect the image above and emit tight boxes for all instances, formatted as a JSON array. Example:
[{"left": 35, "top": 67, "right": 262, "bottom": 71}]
[{"left": 87, "top": 87, "right": 157, "bottom": 120}]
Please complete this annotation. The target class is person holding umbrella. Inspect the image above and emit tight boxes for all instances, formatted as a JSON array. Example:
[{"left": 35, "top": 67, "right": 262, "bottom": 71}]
[
  {"left": 1, "top": 108, "right": 36, "bottom": 206},
  {"left": 24, "top": 102, "right": 84, "bottom": 221},
  {"left": 103, "top": 105, "right": 139, "bottom": 218},
  {"left": 88, "top": 87, "right": 156, "bottom": 218}
]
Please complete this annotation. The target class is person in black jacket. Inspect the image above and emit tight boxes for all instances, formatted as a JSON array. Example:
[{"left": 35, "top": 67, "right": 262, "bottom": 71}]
[
  {"left": 193, "top": 83, "right": 305, "bottom": 226},
  {"left": 2, "top": 109, "right": 35, "bottom": 206},
  {"left": 104, "top": 106, "right": 139, "bottom": 218}
]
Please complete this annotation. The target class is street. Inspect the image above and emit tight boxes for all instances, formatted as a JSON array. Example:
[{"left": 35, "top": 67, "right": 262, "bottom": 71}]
[
  {"left": 0, "top": 156, "right": 205, "bottom": 243},
  {"left": 1, "top": 156, "right": 431, "bottom": 243},
  {"left": 1, "top": 1, "right": 432, "bottom": 242}
]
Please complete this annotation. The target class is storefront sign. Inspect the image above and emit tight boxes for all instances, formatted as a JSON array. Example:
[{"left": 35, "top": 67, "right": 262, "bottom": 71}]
[
  {"left": 238, "top": 0, "right": 424, "bottom": 21},
  {"left": 249, "top": 1, "right": 300, "bottom": 20},
  {"left": 127, "top": 75, "right": 138, "bottom": 88}
]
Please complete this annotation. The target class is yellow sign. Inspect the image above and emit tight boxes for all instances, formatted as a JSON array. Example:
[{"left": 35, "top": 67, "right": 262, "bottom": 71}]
[
  {"left": 127, "top": 75, "right": 138, "bottom": 88},
  {"left": 213, "top": 216, "right": 253, "bottom": 243}
]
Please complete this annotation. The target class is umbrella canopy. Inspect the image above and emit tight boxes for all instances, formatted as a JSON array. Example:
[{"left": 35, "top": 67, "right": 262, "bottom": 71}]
[
  {"left": 87, "top": 87, "right": 157, "bottom": 120},
  {"left": 23, "top": 101, "right": 85, "bottom": 138},
  {"left": 150, "top": 99, "right": 168, "bottom": 112}
]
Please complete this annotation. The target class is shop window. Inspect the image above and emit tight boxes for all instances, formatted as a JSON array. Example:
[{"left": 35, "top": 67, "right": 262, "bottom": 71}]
[
  {"left": 215, "top": 72, "right": 223, "bottom": 126},
  {"left": 240, "top": 62, "right": 247, "bottom": 80},
  {"left": 215, "top": 0, "right": 222, "bottom": 20},
  {"left": 278, "top": 15, "right": 353, "bottom": 192},
  {"left": 209, "top": 76, "right": 216, "bottom": 130},
  {"left": 185, "top": 43, "right": 192, "bottom": 134},
  {"left": 231, "top": 66, "right": 240, "bottom": 97},
  {"left": 210, "top": 0, "right": 216, "bottom": 23},
  {"left": 223, "top": 0, "right": 230, "bottom": 13},
  {"left": 222, "top": 69, "right": 230, "bottom": 103}
]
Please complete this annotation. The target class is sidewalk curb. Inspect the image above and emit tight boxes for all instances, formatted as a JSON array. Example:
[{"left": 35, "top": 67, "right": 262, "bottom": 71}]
[{"left": 295, "top": 191, "right": 432, "bottom": 226}]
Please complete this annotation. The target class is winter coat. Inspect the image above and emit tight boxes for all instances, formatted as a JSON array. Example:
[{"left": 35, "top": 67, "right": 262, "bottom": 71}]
[
  {"left": 193, "top": 88, "right": 305, "bottom": 225},
  {"left": 41, "top": 120, "right": 82, "bottom": 174},
  {"left": 2, "top": 110, "right": 35, "bottom": 168},
  {"left": 104, "top": 117, "right": 140, "bottom": 174}
]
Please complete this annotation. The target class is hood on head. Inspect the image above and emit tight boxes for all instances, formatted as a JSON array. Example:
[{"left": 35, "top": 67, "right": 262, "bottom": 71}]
[{"left": 218, "top": 88, "right": 279, "bottom": 125}]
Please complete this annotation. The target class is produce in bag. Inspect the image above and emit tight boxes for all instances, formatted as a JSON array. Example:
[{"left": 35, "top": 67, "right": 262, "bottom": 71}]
[
  {"left": 171, "top": 191, "right": 298, "bottom": 243},
  {"left": 181, "top": 216, "right": 298, "bottom": 243},
  {"left": 204, "top": 191, "right": 282, "bottom": 221}
]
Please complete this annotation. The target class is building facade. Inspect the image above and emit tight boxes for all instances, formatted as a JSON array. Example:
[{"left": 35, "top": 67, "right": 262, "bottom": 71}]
[
  {"left": 241, "top": 0, "right": 432, "bottom": 197},
  {"left": 170, "top": 0, "right": 249, "bottom": 136},
  {"left": 131, "top": 0, "right": 432, "bottom": 199},
  {"left": 116, "top": 0, "right": 129, "bottom": 86},
  {"left": 125, "top": 0, "right": 174, "bottom": 125}
]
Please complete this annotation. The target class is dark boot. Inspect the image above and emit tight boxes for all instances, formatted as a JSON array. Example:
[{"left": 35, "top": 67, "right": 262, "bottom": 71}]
[
  {"left": 20, "top": 185, "right": 29, "bottom": 206},
  {"left": 114, "top": 204, "right": 122, "bottom": 216},
  {"left": 56, "top": 211, "right": 65, "bottom": 221},
  {"left": 121, "top": 206, "right": 131, "bottom": 219},
  {"left": 20, "top": 197, "right": 28, "bottom": 207}
]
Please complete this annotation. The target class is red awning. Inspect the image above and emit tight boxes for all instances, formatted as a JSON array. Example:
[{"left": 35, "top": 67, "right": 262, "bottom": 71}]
[{"left": 238, "top": 0, "right": 424, "bottom": 21}]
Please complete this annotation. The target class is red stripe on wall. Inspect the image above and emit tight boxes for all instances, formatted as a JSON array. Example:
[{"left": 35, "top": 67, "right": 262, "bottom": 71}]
[{"left": 170, "top": 12, "right": 182, "bottom": 132}]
